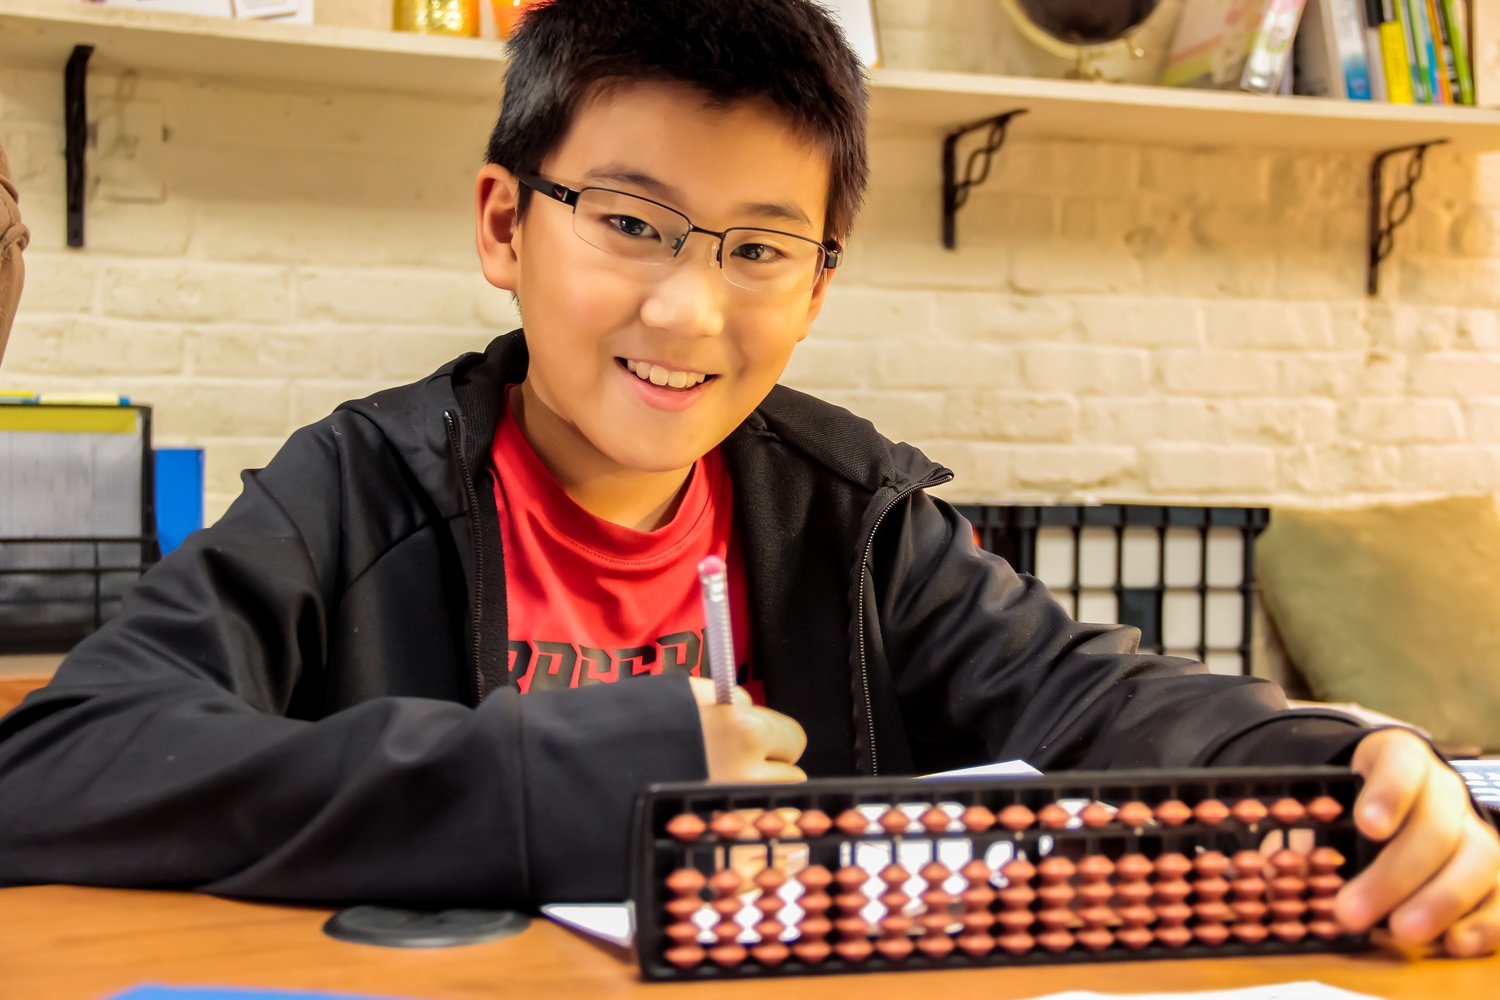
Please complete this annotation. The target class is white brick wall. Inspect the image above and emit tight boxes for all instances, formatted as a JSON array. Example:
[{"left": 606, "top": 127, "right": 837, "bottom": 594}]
[{"left": 5, "top": 5, "right": 1500, "bottom": 524}]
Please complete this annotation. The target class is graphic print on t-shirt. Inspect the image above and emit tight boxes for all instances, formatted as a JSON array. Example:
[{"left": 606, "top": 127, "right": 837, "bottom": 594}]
[
  {"left": 491, "top": 388, "right": 757, "bottom": 701},
  {"left": 505, "top": 629, "right": 755, "bottom": 694}
]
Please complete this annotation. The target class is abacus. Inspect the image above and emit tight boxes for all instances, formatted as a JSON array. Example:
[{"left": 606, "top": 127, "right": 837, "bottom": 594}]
[{"left": 628, "top": 767, "right": 1371, "bottom": 981}]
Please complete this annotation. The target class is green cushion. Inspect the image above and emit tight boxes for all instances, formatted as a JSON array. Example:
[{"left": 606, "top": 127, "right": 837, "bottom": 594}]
[{"left": 1257, "top": 495, "right": 1500, "bottom": 753}]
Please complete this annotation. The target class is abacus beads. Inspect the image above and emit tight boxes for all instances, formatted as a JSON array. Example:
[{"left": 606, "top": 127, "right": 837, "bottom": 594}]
[{"left": 653, "top": 783, "right": 1362, "bottom": 977}]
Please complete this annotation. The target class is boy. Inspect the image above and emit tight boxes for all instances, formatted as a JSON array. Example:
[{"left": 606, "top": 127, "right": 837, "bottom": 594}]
[{"left": 1, "top": 0, "right": 1496, "bottom": 958}]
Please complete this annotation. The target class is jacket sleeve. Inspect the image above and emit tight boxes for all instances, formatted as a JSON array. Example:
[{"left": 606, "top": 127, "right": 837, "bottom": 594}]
[
  {"left": 878, "top": 491, "right": 1369, "bottom": 773},
  {"left": 0, "top": 421, "right": 707, "bottom": 906}
]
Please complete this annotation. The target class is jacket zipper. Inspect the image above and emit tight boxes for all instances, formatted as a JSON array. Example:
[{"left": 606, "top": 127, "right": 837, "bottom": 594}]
[
  {"left": 855, "top": 473, "right": 952, "bottom": 777},
  {"left": 444, "top": 410, "right": 487, "bottom": 703}
]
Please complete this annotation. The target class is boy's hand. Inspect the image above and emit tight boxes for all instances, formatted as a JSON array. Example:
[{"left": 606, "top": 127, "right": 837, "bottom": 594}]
[
  {"left": 687, "top": 677, "right": 806, "bottom": 783},
  {"left": 1338, "top": 728, "right": 1500, "bottom": 956}
]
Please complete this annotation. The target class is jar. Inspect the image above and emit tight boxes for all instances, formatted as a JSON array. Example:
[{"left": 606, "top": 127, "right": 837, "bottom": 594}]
[{"left": 393, "top": 0, "right": 480, "bottom": 37}]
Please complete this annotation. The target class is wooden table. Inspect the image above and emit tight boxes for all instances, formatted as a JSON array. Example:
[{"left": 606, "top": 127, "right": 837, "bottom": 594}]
[
  {"left": 2, "top": 886, "right": 1497, "bottom": 999},
  {"left": 0, "top": 654, "right": 60, "bottom": 716}
]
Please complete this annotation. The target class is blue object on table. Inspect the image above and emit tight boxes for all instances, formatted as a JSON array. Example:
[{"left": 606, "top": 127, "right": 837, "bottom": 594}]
[{"left": 154, "top": 447, "right": 204, "bottom": 556}]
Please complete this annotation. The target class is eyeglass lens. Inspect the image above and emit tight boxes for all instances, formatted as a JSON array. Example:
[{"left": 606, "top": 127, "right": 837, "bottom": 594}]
[{"left": 570, "top": 188, "right": 825, "bottom": 293}]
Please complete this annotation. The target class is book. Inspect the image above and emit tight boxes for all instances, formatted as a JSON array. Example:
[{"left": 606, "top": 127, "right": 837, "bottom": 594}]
[
  {"left": 1242, "top": 0, "right": 1310, "bottom": 92},
  {"left": 1416, "top": 0, "right": 1445, "bottom": 100},
  {"left": 1297, "top": 0, "right": 1376, "bottom": 99},
  {"left": 1374, "top": 0, "right": 1416, "bottom": 102},
  {"left": 1474, "top": 0, "right": 1499, "bottom": 106},
  {"left": 1426, "top": 0, "right": 1455, "bottom": 101},
  {"left": 827, "top": 1, "right": 881, "bottom": 69},
  {"left": 1439, "top": 0, "right": 1476, "bottom": 103},
  {"left": 1398, "top": 0, "right": 1433, "bottom": 100},
  {"left": 1161, "top": 0, "right": 1273, "bottom": 88},
  {"left": 1362, "top": 0, "right": 1390, "bottom": 100},
  {"left": 87, "top": 0, "right": 313, "bottom": 22}
]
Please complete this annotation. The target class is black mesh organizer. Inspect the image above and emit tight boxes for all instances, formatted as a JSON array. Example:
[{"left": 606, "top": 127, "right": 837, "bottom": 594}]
[
  {"left": 629, "top": 767, "right": 1370, "bottom": 981},
  {"left": 0, "top": 403, "right": 160, "bottom": 654},
  {"left": 958, "top": 504, "right": 1270, "bottom": 675},
  {"left": 0, "top": 536, "right": 159, "bottom": 653}
]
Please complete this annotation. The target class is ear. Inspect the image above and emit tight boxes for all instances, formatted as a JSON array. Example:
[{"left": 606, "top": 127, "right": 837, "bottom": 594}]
[
  {"left": 797, "top": 260, "right": 837, "bottom": 342},
  {"left": 476, "top": 163, "right": 523, "bottom": 292}
]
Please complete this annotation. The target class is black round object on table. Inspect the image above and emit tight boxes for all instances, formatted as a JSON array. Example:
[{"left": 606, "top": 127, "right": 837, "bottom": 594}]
[{"left": 323, "top": 905, "right": 531, "bottom": 948}]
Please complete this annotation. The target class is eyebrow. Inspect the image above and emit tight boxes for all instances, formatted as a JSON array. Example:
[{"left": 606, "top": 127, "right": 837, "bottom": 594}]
[{"left": 581, "top": 165, "right": 815, "bottom": 231}]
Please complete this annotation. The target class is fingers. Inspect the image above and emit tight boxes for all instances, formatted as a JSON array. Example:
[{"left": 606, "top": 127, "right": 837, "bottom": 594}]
[
  {"left": 1387, "top": 823, "right": 1500, "bottom": 947},
  {"left": 1338, "top": 762, "right": 1467, "bottom": 933},
  {"left": 1351, "top": 728, "right": 1432, "bottom": 842},
  {"left": 750, "top": 762, "right": 807, "bottom": 783},
  {"left": 698, "top": 703, "right": 807, "bottom": 783},
  {"left": 1443, "top": 880, "right": 1500, "bottom": 958},
  {"left": 754, "top": 707, "right": 808, "bottom": 765}
]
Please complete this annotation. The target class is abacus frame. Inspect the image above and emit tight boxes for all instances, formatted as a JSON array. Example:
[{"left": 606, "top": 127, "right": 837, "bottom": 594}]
[{"left": 629, "top": 766, "right": 1373, "bottom": 982}]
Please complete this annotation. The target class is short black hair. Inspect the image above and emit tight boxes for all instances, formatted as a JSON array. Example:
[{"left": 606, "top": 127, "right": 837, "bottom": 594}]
[{"left": 486, "top": 0, "right": 869, "bottom": 243}]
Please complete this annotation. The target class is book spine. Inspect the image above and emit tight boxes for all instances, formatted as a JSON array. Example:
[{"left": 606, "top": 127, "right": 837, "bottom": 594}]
[
  {"left": 1426, "top": 0, "right": 1455, "bottom": 101},
  {"left": 1331, "top": 0, "right": 1375, "bottom": 98},
  {"left": 1399, "top": 0, "right": 1433, "bottom": 100},
  {"left": 1295, "top": 0, "right": 1340, "bottom": 97},
  {"left": 1242, "top": 0, "right": 1310, "bottom": 92},
  {"left": 1416, "top": 0, "right": 1446, "bottom": 99},
  {"left": 1440, "top": 0, "right": 1476, "bottom": 103},
  {"left": 1467, "top": 0, "right": 1498, "bottom": 107},
  {"left": 1363, "top": 0, "right": 1390, "bottom": 100},
  {"left": 1378, "top": 0, "right": 1417, "bottom": 101}
]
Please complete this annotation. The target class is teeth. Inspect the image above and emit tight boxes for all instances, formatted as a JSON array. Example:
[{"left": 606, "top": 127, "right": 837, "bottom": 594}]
[{"left": 625, "top": 359, "right": 708, "bottom": 389}]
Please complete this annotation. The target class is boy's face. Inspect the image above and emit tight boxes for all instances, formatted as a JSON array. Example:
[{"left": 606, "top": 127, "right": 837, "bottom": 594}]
[{"left": 476, "top": 80, "right": 834, "bottom": 484}]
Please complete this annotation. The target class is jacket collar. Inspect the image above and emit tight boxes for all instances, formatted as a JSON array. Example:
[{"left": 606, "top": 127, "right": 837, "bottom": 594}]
[{"left": 354, "top": 328, "right": 950, "bottom": 504}]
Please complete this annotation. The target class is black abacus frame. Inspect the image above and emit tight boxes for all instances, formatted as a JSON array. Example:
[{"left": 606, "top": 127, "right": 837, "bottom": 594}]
[{"left": 629, "top": 766, "right": 1370, "bottom": 982}]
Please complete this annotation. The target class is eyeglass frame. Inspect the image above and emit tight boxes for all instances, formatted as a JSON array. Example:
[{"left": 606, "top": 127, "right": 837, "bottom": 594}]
[{"left": 514, "top": 171, "right": 842, "bottom": 288}]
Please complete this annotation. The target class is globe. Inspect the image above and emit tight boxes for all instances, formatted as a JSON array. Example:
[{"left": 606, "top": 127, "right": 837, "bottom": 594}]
[{"left": 1013, "top": 0, "right": 1163, "bottom": 46}]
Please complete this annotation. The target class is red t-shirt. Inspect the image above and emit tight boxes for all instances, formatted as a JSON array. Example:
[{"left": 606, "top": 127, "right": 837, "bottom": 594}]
[{"left": 490, "top": 390, "right": 757, "bottom": 701}]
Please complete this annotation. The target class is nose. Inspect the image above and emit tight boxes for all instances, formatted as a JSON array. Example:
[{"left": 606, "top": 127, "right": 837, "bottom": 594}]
[{"left": 639, "top": 232, "right": 727, "bottom": 338}]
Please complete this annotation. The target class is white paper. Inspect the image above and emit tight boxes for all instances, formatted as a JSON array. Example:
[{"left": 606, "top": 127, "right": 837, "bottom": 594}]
[
  {"left": 919, "top": 759, "right": 1041, "bottom": 779},
  {"left": 1026, "top": 984, "right": 1381, "bottom": 1000},
  {"left": 539, "top": 903, "right": 633, "bottom": 948}
]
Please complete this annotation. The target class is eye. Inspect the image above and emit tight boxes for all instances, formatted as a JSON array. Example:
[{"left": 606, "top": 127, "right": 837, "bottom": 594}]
[
  {"left": 606, "top": 214, "right": 660, "bottom": 240},
  {"left": 731, "top": 242, "right": 785, "bottom": 263}
]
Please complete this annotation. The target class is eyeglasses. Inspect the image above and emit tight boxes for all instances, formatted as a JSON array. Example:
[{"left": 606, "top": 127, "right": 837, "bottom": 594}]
[{"left": 516, "top": 172, "right": 841, "bottom": 295}]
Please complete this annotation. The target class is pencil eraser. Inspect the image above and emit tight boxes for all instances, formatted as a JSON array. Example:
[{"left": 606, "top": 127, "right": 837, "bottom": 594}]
[{"left": 698, "top": 555, "right": 726, "bottom": 577}]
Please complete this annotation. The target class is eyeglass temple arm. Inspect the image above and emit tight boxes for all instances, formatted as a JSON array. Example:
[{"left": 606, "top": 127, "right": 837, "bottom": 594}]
[{"left": 517, "top": 171, "right": 580, "bottom": 207}]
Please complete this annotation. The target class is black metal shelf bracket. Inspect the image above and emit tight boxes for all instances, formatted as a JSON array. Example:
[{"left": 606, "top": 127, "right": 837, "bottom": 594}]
[
  {"left": 1367, "top": 138, "right": 1448, "bottom": 296},
  {"left": 942, "top": 109, "right": 1027, "bottom": 250},
  {"left": 65, "top": 44, "right": 94, "bottom": 249}
]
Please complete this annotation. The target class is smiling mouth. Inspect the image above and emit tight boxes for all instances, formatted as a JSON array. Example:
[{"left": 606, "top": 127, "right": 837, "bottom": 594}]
[{"left": 616, "top": 357, "right": 718, "bottom": 390}]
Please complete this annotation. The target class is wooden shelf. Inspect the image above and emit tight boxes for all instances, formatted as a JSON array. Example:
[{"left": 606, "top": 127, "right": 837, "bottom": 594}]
[
  {"left": 6, "top": 0, "right": 1500, "bottom": 152},
  {"left": 0, "top": 0, "right": 507, "bottom": 99},
  {"left": 872, "top": 69, "right": 1500, "bottom": 152},
  {"left": 6, "top": 0, "right": 1500, "bottom": 151}
]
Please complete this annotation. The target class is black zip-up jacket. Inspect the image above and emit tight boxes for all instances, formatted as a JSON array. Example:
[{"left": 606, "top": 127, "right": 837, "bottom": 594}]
[{"left": 0, "top": 331, "right": 1368, "bottom": 905}]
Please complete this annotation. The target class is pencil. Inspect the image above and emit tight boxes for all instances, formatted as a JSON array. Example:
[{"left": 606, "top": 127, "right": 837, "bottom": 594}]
[{"left": 696, "top": 555, "right": 736, "bottom": 706}]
